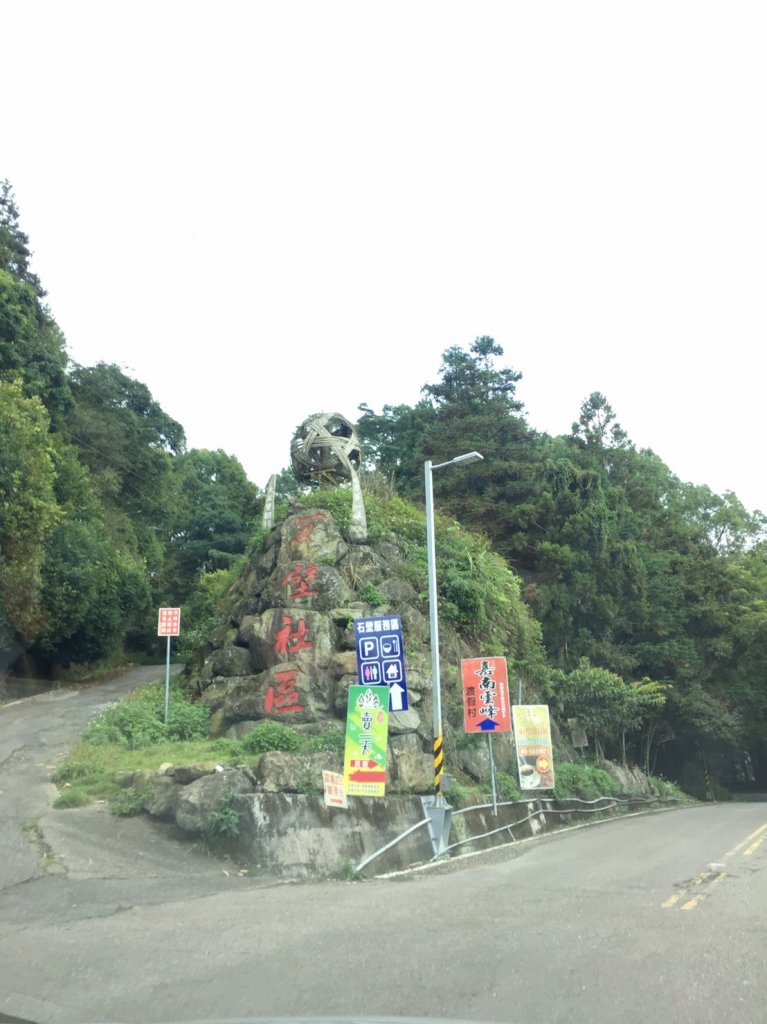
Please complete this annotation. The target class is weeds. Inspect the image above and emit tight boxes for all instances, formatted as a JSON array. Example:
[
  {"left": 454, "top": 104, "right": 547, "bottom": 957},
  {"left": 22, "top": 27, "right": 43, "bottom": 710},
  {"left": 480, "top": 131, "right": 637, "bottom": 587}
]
[{"left": 203, "top": 788, "right": 243, "bottom": 841}]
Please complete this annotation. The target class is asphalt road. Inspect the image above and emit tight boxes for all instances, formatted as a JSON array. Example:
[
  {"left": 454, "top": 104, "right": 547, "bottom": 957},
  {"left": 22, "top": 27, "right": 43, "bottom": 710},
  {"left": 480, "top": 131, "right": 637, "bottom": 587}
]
[{"left": 1, "top": 670, "right": 766, "bottom": 1024}]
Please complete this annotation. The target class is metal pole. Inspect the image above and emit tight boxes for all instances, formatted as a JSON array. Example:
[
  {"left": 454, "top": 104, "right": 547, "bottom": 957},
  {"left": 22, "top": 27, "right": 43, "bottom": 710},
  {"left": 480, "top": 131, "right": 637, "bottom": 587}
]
[
  {"left": 425, "top": 459, "right": 445, "bottom": 799},
  {"left": 164, "top": 635, "right": 171, "bottom": 724},
  {"left": 487, "top": 733, "right": 498, "bottom": 816}
]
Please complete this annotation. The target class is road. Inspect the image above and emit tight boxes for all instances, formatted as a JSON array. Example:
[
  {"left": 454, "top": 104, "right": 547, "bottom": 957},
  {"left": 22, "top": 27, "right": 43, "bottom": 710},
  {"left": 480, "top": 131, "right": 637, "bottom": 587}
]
[{"left": 1, "top": 670, "right": 766, "bottom": 1024}]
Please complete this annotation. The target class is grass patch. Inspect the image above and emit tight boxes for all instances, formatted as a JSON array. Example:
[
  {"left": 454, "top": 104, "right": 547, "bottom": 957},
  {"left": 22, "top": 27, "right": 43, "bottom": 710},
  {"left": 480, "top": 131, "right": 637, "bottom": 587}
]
[
  {"left": 51, "top": 735, "right": 252, "bottom": 813},
  {"left": 52, "top": 682, "right": 341, "bottom": 817},
  {"left": 52, "top": 786, "right": 91, "bottom": 809}
]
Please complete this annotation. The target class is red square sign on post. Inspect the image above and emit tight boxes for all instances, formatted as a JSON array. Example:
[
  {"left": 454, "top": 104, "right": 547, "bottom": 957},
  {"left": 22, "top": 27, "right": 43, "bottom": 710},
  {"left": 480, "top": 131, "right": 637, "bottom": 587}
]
[
  {"left": 461, "top": 656, "right": 511, "bottom": 734},
  {"left": 157, "top": 607, "right": 181, "bottom": 637}
]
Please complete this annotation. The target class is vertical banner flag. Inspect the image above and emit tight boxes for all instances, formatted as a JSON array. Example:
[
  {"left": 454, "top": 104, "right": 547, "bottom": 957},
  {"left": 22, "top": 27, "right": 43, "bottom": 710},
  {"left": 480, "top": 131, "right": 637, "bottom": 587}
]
[
  {"left": 461, "top": 657, "right": 511, "bottom": 733},
  {"left": 354, "top": 615, "right": 409, "bottom": 712},
  {"left": 343, "top": 685, "right": 389, "bottom": 797},
  {"left": 512, "top": 704, "right": 555, "bottom": 790}
]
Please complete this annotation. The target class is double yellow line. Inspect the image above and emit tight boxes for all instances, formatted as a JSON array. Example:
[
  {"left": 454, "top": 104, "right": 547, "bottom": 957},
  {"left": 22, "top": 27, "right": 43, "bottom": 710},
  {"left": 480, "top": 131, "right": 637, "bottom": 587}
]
[
  {"left": 725, "top": 821, "right": 767, "bottom": 859},
  {"left": 661, "top": 822, "right": 767, "bottom": 911}
]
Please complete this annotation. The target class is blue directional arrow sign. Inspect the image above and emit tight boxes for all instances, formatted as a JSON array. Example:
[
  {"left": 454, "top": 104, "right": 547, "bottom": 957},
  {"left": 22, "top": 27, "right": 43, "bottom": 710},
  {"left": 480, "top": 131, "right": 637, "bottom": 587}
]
[
  {"left": 478, "top": 718, "right": 498, "bottom": 731},
  {"left": 354, "top": 614, "right": 409, "bottom": 712}
]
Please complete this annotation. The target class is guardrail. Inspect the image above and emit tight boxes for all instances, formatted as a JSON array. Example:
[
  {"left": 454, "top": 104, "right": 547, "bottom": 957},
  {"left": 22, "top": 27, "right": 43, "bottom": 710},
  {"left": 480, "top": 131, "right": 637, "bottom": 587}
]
[{"left": 355, "top": 793, "right": 683, "bottom": 876}]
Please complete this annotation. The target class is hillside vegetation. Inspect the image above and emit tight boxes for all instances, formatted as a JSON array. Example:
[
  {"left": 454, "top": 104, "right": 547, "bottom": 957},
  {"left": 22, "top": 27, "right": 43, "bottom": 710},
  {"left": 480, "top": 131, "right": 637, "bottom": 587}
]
[{"left": 3, "top": 181, "right": 765, "bottom": 796}]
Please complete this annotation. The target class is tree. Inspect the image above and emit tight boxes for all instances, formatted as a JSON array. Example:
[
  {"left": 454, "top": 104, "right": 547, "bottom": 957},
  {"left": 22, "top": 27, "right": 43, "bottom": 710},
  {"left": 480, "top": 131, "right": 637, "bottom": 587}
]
[
  {"left": 423, "top": 336, "right": 524, "bottom": 411},
  {"left": 37, "top": 520, "right": 151, "bottom": 668},
  {"left": 571, "top": 391, "right": 629, "bottom": 454},
  {"left": 0, "top": 183, "right": 72, "bottom": 422},
  {"left": 0, "top": 380, "right": 59, "bottom": 661},
  {"left": 162, "top": 449, "right": 260, "bottom": 601},
  {"left": 67, "top": 362, "right": 185, "bottom": 527},
  {"left": 0, "top": 180, "right": 44, "bottom": 296},
  {"left": 551, "top": 660, "right": 666, "bottom": 763}
]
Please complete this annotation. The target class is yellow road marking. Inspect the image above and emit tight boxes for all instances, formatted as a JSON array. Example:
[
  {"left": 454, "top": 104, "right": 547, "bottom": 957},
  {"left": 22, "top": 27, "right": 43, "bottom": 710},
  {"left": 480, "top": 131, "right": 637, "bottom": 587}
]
[
  {"left": 679, "top": 873, "right": 727, "bottom": 911},
  {"left": 661, "top": 822, "right": 766, "bottom": 910},
  {"left": 724, "top": 823, "right": 767, "bottom": 859},
  {"left": 662, "top": 869, "right": 728, "bottom": 910},
  {"left": 744, "top": 836, "right": 765, "bottom": 857},
  {"left": 662, "top": 893, "right": 684, "bottom": 909}
]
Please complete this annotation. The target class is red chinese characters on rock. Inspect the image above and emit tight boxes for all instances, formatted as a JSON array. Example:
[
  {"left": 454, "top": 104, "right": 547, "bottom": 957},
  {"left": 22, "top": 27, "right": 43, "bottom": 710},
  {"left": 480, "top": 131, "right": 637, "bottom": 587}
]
[
  {"left": 264, "top": 668, "right": 305, "bottom": 715},
  {"left": 294, "top": 512, "right": 326, "bottom": 544},
  {"left": 272, "top": 615, "right": 313, "bottom": 656},
  {"left": 281, "top": 563, "right": 319, "bottom": 601}
]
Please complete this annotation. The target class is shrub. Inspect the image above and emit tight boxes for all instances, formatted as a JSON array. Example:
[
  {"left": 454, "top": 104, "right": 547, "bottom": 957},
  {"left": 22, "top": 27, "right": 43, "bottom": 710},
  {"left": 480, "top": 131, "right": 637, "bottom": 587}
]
[
  {"left": 84, "top": 700, "right": 166, "bottom": 749},
  {"left": 239, "top": 720, "right": 303, "bottom": 755},
  {"left": 496, "top": 772, "right": 522, "bottom": 801},
  {"left": 552, "top": 761, "right": 618, "bottom": 800},
  {"left": 165, "top": 700, "right": 211, "bottom": 741},
  {"left": 83, "top": 688, "right": 210, "bottom": 749},
  {"left": 305, "top": 728, "right": 345, "bottom": 755},
  {"left": 359, "top": 582, "right": 384, "bottom": 607},
  {"left": 110, "top": 786, "right": 146, "bottom": 817}
]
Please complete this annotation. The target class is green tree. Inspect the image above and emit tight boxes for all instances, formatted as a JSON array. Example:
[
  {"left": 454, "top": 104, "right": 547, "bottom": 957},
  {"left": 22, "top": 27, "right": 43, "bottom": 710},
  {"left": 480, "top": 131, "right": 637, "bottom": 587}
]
[
  {"left": 0, "top": 180, "right": 45, "bottom": 296},
  {"left": 162, "top": 449, "right": 259, "bottom": 600},
  {"left": 0, "top": 380, "right": 59, "bottom": 658},
  {"left": 67, "top": 362, "right": 185, "bottom": 526},
  {"left": 551, "top": 660, "right": 666, "bottom": 763},
  {"left": 36, "top": 520, "right": 151, "bottom": 667}
]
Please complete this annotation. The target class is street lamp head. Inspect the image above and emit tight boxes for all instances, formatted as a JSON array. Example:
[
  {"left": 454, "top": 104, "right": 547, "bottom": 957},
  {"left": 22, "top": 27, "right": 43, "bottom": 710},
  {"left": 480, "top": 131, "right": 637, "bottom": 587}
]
[
  {"left": 451, "top": 451, "right": 484, "bottom": 466},
  {"left": 428, "top": 451, "right": 484, "bottom": 472}
]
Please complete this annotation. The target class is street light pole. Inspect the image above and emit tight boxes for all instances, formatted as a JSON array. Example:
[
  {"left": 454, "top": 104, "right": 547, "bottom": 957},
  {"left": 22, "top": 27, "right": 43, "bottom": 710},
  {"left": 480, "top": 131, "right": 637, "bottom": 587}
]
[{"left": 425, "top": 451, "right": 483, "bottom": 799}]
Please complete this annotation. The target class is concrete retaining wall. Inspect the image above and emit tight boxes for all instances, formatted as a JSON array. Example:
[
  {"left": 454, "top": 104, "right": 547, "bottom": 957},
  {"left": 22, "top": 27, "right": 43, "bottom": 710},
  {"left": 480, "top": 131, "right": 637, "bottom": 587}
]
[{"left": 232, "top": 791, "right": 680, "bottom": 878}]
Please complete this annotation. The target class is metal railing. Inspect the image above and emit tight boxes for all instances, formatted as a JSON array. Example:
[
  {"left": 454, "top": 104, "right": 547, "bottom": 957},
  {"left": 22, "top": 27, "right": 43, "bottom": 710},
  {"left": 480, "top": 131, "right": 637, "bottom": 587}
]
[{"left": 354, "top": 793, "right": 682, "bottom": 876}]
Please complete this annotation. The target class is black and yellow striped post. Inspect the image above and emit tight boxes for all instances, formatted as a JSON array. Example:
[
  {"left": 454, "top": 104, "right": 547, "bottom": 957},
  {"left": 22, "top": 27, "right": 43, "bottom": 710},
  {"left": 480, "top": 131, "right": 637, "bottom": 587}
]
[{"left": 434, "top": 729, "right": 445, "bottom": 794}]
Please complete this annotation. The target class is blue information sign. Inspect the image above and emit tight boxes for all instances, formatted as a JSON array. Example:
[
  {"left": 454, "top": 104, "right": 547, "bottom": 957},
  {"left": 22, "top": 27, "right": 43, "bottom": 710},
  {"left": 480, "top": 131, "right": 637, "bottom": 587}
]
[{"left": 354, "top": 615, "right": 409, "bottom": 712}]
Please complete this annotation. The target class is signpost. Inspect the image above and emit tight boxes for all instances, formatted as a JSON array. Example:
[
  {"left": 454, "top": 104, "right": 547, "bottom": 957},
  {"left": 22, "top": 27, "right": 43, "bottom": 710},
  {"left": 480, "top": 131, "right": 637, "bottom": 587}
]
[
  {"left": 461, "top": 657, "right": 511, "bottom": 815},
  {"left": 157, "top": 607, "right": 181, "bottom": 723},
  {"left": 322, "top": 770, "right": 348, "bottom": 809},
  {"left": 512, "top": 704, "right": 555, "bottom": 791},
  {"left": 343, "top": 685, "right": 389, "bottom": 796},
  {"left": 354, "top": 615, "right": 409, "bottom": 712}
]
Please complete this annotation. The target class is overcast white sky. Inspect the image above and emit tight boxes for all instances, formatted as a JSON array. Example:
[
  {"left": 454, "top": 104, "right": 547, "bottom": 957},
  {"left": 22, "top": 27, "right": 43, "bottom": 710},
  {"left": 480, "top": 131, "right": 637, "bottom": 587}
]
[{"left": 4, "top": 2, "right": 767, "bottom": 511}]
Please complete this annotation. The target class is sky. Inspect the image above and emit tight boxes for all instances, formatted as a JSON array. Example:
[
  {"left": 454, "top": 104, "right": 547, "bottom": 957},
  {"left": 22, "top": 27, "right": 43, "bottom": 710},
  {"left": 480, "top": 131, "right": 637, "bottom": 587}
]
[{"left": 4, "top": 1, "right": 767, "bottom": 511}]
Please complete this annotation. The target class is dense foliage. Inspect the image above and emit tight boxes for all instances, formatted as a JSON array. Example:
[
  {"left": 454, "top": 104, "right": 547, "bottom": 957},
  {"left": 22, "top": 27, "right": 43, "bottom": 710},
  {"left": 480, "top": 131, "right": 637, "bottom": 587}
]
[
  {"left": 358, "top": 338, "right": 767, "bottom": 791},
  {"left": 0, "top": 182, "right": 261, "bottom": 673}
]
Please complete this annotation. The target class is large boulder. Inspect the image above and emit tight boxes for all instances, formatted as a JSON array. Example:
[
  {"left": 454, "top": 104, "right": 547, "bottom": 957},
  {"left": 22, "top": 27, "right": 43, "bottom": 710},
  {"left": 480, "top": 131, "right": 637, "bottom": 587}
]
[
  {"left": 260, "top": 561, "right": 355, "bottom": 613},
  {"left": 222, "top": 664, "right": 331, "bottom": 724},
  {"left": 140, "top": 775, "right": 180, "bottom": 819},
  {"left": 208, "top": 644, "right": 252, "bottom": 678},
  {"left": 174, "top": 769, "right": 254, "bottom": 835},
  {"left": 238, "top": 608, "right": 336, "bottom": 674},
  {"left": 255, "top": 751, "right": 342, "bottom": 794},
  {"left": 277, "top": 510, "right": 349, "bottom": 565},
  {"left": 172, "top": 763, "right": 222, "bottom": 785}
]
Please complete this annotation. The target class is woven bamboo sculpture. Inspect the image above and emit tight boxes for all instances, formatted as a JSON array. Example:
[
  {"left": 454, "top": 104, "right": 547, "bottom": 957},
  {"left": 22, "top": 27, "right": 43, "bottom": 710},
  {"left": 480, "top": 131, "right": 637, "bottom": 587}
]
[{"left": 290, "top": 412, "right": 362, "bottom": 486}]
